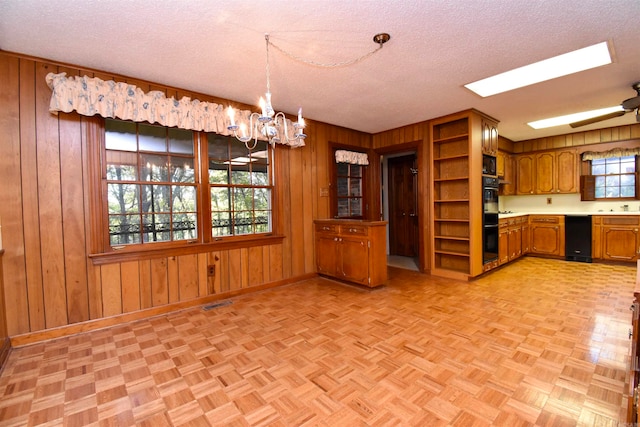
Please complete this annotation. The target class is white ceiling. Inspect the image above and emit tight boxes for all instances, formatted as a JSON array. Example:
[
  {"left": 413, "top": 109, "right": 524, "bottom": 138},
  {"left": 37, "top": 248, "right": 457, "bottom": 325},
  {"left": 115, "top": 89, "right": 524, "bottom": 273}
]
[{"left": 1, "top": 0, "right": 639, "bottom": 142}]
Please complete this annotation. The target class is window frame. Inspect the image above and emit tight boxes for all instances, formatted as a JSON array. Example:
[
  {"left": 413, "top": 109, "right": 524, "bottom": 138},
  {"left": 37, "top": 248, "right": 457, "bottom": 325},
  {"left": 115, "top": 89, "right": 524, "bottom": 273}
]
[
  {"left": 582, "top": 155, "right": 639, "bottom": 201},
  {"left": 87, "top": 117, "right": 283, "bottom": 265},
  {"left": 329, "top": 143, "right": 369, "bottom": 220}
]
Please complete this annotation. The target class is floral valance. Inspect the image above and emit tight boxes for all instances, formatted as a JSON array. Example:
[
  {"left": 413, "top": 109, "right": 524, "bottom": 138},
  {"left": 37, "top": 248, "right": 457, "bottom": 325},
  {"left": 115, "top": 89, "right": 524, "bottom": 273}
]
[
  {"left": 582, "top": 147, "right": 640, "bottom": 160},
  {"left": 45, "top": 72, "right": 303, "bottom": 146},
  {"left": 335, "top": 150, "right": 369, "bottom": 165}
]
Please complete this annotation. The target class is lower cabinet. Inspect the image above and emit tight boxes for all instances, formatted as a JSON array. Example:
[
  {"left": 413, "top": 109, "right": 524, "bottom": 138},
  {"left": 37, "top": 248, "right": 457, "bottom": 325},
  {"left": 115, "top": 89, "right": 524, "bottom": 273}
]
[
  {"left": 314, "top": 219, "right": 388, "bottom": 287},
  {"left": 627, "top": 262, "right": 640, "bottom": 423},
  {"left": 498, "top": 215, "right": 526, "bottom": 266},
  {"left": 529, "top": 215, "right": 565, "bottom": 257},
  {"left": 593, "top": 216, "right": 640, "bottom": 262}
]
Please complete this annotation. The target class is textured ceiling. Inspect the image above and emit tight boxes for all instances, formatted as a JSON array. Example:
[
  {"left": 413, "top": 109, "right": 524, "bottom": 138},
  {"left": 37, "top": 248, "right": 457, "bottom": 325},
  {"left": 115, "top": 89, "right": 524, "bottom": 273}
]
[{"left": 1, "top": 0, "right": 639, "bottom": 141}]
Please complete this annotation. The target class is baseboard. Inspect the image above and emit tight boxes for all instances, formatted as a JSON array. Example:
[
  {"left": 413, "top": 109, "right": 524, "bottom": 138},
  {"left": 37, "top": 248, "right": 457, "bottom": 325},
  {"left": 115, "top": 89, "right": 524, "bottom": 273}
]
[{"left": 10, "top": 273, "right": 316, "bottom": 348}]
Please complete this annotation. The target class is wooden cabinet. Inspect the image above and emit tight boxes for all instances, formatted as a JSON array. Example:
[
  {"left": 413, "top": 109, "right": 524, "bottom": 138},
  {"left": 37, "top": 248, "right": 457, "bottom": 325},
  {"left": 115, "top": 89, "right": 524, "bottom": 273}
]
[
  {"left": 314, "top": 220, "right": 387, "bottom": 287},
  {"left": 515, "top": 149, "right": 577, "bottom": 195},
  {"left": 429, "top": 110, "right": 498, "bottom": 280},
  {"left": 515, "top": 154, "right": 535, "bottom": 195},
  {"left": 535, "top": 149, "right": 578, "bottom": 194},
  {"left": 529, "top": 215, "right": 565, "bottom": 257},
  {"left": 481, "top": 118, "right": 499, "bottom": 155},
  {"left": 593, "top": 216, "right": 640, "bottom": 262},
  {"left": 497, "top": 151, "right": 516, "bottom": 196},
  {"left": 498, "top": 215, "right": 527, "bottom": 266},
  {"left": 521, "top": 222, "right": 530, "bottom": 254}
]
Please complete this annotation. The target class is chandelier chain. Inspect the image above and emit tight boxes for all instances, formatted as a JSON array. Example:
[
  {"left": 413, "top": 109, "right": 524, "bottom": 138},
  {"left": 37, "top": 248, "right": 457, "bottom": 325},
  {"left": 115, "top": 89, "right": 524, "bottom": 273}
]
[{"left": 267, "top": 38, "right": 385, "bottom": 68}]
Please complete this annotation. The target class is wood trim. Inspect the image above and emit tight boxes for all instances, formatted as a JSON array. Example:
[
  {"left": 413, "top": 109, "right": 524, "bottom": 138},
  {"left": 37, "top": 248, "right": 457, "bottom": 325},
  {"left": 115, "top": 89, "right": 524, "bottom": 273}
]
[{"left": 10, "top": 272, "right": 316, "bottom": 347}]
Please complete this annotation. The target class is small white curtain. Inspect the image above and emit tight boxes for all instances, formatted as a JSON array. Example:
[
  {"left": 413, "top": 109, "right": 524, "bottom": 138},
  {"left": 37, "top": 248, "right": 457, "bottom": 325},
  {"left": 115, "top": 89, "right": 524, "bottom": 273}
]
[
  {"left": 335, "top": 150, "right": 369, "bottom": 165},
  {"left": 45, "top": 72, "right": 304, "bottom": 146}
]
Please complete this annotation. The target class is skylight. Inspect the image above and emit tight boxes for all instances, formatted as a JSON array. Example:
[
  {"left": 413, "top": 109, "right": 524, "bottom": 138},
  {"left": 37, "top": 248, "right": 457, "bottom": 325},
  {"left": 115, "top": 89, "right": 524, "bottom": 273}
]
[
  {"left": 464, "top": 42, "right": 612, "bottom": 97},
  {"left": 527, "top": 106, "right": 624, "bottom": 129}
]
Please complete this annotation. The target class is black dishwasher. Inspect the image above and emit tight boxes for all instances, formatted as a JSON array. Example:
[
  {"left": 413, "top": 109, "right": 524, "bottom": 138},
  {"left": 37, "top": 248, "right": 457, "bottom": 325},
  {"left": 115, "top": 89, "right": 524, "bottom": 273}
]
[{"left": 565, "top": 215, "right": 592, "bottom": 263}]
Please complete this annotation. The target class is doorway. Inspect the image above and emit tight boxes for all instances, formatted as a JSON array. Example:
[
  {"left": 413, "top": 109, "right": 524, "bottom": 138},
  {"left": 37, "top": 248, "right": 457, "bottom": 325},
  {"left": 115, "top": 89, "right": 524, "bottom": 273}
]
[{"left": 383, "top": 152, "right": 419, "bottom": 270}]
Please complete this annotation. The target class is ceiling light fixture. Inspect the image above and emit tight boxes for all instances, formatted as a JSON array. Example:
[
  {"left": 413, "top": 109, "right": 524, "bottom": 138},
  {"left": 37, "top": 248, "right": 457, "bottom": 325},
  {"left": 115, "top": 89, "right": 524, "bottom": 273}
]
[
  {"left": 227, "top": 32, "right": 391, "bottom": 150},
  {"left": 527, "top": 105, "right": 624, "bottom": 129},
  {"left": 227, "top": 34, "right": 307, "bottom": 150},
  {"left": 465, "top": 41, "right": 613, "bottom": 97}
]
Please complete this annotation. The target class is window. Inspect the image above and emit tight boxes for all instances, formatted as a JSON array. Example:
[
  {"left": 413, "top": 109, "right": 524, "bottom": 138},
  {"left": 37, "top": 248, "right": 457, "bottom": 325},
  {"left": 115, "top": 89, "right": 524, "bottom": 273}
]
[
  {"left": 336, "top": 163, "right": 364, "bottom": 218},
  {"left": 591, "top": 155, "right": 636, "bottom": 199},
  {"left": 207, "top": 133, "right": 272, "bottom": 237},
  {"left": 102, "top": 119, "right": 273, "bottom": 252}
]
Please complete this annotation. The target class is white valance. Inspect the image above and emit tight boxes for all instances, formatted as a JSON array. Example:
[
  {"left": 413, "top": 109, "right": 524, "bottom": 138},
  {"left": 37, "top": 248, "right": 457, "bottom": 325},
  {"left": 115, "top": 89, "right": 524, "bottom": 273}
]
[
  {"left": 582, "top": 147, "right": 640, "bottom": 160},
  {"left": 335, "top": 150, "right": 369, "bottom": 165},
  {"left": 45, "top": 72, "right": 303, "bottom": 146}
]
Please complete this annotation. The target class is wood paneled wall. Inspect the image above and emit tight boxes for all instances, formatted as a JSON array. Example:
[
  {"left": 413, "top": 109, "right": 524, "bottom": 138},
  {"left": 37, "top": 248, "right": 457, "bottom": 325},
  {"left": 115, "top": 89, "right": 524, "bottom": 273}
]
[
  {"left": 512, "top": 123, "right": 640, "bottom": 153},
  {"left": 0, "top": 51, "right": 370, "bottom": 343}
]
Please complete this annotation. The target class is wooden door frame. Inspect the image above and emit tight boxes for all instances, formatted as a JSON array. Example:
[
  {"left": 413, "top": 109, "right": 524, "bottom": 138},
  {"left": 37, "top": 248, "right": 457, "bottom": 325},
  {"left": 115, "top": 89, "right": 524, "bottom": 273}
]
[{"left": 374, "top": 141, "right": 425, "bottom": 272}]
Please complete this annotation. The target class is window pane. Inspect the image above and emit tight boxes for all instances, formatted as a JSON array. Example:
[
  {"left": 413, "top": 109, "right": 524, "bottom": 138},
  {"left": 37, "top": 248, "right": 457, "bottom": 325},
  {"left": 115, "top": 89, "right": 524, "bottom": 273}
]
[
  {"left": 233, "top": 187, "right": 253, "bottom": 211},
  {"left": 351, "top": 198, "right": 362, "bottom": 216},
  {"left": 168, "top": 128, "right": 194, "bottom": 154},
  {"left": 172, "top": 213, "right": 197, "bottom": 240},
  {"left": 211, "top": 187, "right": 231, "bottom": 211},
  {"left": 106, "top": 151, "right": 138, "bottom": 181},
  {"left": 172, "top": 185, "right": 196, "bottom": 212},
  {"left": 171, "top": 157, "right": 195, "bottom": 183},
  {"left": 337, "top": 178, "right": 349, "bottom": 197},
  {"left": 234, "top": 211, "right": 252, "bottom": 235},
  {"left": 107, "top": 183, "right": 139, "bottom": 214},
  {"left": 351, "top": 165, "right": 362, "bottom": 177},
  {"left": 254, "top": 188, "right": 270, "bottom": 210},
  {"left": 139, "top": 123, "right": 166, "bottom": 152},
  {"left": 142, "top": 185, "right": 171, "bottom": 213},
  {"left": 337, "top": 163, "right": 348, "bottom": 176},
  {"left": 255, "top": 210, "right": 271, "bottom": 233},
  {"left": 141, "top": 154, "right": 169, "bottom": 182},
  {"left": 105, "top": 120, "right": 137, "bottom": 151},
  {"left": 251, "top": 162, "right": 269, "bottom": 186},
  {"left": 231, "top": 164, "right": 251, "bottom": 185},
  {"left": 338, "top": 199, "right": 349, "bottom": 216},
  {"left": 109, "top": 214, "right": 141, "bottom": 245},
  {"left": 350, "top": 178, "right": 362, "bottom": 197},
  {"left": 142, "top": 213, "right": 171, "bottom": 242},
  {"left": 212, "top": 211, "right": 232, "bottom": 236},
  {"left": 605, "top": 162, "right": 620, "bottom": 175}
]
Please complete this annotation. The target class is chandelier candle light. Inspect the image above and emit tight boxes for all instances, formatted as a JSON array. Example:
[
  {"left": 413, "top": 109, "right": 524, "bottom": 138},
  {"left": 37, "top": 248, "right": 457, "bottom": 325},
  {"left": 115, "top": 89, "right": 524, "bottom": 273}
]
[{"left": 227, "top": 34, "right": 306, "bottom": 149}]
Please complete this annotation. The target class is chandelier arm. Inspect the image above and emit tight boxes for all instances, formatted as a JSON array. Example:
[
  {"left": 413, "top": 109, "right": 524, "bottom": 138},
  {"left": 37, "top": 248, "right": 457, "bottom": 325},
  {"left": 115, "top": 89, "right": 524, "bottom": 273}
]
[{"left": 267, "top": 39, "right": 384, "bottom": 68}]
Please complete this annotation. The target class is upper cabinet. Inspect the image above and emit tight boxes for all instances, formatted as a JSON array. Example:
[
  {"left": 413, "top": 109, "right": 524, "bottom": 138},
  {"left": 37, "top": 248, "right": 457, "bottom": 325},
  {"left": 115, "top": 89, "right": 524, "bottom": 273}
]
[
  {"left": 515, "top": 149, "right": 578, "bottom": 195},
  {"left": 481, "top": 118, "right": 499, "bottom": 155}
]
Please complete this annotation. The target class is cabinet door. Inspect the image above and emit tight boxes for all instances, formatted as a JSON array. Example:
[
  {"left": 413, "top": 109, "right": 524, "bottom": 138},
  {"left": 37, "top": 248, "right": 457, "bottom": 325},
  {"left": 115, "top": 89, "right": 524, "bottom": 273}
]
[
  {"left": 509, "top": 227, "right": 522, "bottom": 260},
  {"left": 556, "top": 150, "right": 577, "bottom": 193},
  {"left": 340, "top": 237, "right": 370, "bottom": 284},
  {"left": 602, "top": 227, "right": 639, "bottom": 261},
  {"left": 516, "top": 155, "right": 535, "bottom": 195},
  {"left": 481, "top": 119, "right": 498, "bottom": 155},
  {"left": 315, "top": 235, "right": 340, "bottom": 276},
  {"left": 498, "top": 225, "right": 509, "bottom": 265},
  {"left": 530, "top": 224, "right": 562, "bottom": 256},
  {"left": 521, "top": 224, "right": 530, "bottom": 254},
  {"left": 535, "top": 152, "right": 555, "bottom": 194}
]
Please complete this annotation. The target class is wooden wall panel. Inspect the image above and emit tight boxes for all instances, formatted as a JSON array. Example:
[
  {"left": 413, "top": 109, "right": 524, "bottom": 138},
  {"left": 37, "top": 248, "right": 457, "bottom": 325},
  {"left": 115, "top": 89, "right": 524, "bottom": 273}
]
[
  {"left": 0, "top": 55, "right": 31, "bottom": 336},
  {"left": 36, "top": 62, "right": 69, "bottom": 329},
  {"left": 139, "top": 260, "right": 152, "bottom": 309},
  {"left": 178, "top": 254, "right": 199, "bottom": 301},
  {"left": 58, "top": 65, "right": 90, "bottom": 325},
  {"left": 100, "top": 263, "right": 122, "bottom": 317},
  {"left": 167, "top": 256, "right": 179, "bottom": 303},
  {"left": 247, "top": 246, "right": 264, "bottom": 287},
  {"left": 151, "top": 258, "right": 169, "bottom": 307},
  {"left": 120, "top": 261, "right": 140, "bottom": 313}
]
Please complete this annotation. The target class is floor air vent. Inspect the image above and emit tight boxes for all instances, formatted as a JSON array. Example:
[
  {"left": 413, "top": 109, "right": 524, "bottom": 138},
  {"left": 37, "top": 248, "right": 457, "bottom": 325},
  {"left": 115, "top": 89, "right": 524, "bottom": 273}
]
[{"left": 202, "top": 300, "right": 232, "bottom": 311}]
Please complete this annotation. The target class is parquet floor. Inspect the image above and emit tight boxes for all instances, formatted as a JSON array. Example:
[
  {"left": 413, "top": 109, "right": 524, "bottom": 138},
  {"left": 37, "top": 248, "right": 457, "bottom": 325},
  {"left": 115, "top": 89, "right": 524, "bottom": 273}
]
[{"left": 0, "top": 257, "right": 637, "bottom": 426}]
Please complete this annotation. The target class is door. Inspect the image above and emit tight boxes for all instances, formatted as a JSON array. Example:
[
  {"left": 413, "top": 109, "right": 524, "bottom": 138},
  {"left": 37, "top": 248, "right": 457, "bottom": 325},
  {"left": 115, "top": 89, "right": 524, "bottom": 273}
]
[{"left": 388, "top": 155, "right": 418, "bottom": 257}]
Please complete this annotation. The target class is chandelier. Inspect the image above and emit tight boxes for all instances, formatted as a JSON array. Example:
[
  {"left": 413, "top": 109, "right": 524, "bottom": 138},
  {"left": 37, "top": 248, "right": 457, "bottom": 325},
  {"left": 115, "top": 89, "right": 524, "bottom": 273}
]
[
  {"left": 226, "top": 32, "right": 390, "bottom": 150},
  {"left": 227, "top": 34, "right": 306, "bottom": 149}
]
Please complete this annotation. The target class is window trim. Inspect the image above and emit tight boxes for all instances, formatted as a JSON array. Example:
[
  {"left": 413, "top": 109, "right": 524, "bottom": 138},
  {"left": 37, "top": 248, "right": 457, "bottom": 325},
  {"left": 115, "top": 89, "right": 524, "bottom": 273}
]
[
  {"left": 86, "top": 117, "right": 284, "bottom": 264},
  {"left": 581, "top": 154, "right": 639, "bottom": 201}
]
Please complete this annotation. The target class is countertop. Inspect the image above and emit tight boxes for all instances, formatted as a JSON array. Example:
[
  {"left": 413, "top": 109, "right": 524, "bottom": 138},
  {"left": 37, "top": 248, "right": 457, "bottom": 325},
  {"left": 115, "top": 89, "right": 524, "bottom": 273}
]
[{"left": 498, "top": 211, "right": 640, "bottom": 219}]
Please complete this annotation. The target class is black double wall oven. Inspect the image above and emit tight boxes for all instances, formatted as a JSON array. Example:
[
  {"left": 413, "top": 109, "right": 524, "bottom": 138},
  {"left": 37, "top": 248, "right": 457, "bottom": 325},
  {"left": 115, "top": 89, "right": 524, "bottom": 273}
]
[{"left": 482, "top": 154, "right": 499, "bottom": 264}]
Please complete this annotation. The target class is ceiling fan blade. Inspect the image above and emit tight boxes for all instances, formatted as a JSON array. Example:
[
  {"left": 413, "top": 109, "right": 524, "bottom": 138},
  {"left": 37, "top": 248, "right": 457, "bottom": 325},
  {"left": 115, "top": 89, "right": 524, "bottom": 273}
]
[
  {"left": 569, "top": 110, "right": 626, "bottom": 128},
  {"left": 621, "top": 95, "right": 640, "bottom": 110}
]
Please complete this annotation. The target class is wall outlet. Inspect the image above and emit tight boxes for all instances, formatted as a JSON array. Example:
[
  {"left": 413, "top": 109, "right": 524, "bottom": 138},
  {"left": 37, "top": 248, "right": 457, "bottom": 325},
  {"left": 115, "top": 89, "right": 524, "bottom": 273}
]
[{"left": 546, "top": 197, "right": 552, "bottom": 205}]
